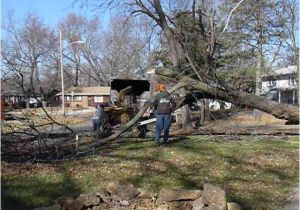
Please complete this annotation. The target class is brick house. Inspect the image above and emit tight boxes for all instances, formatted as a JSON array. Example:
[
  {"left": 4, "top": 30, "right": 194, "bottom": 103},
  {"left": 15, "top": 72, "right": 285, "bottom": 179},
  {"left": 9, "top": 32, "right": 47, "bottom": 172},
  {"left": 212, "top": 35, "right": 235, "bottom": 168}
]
[{"left": 56, "top": 86, "right": 111, "bottom": 108}]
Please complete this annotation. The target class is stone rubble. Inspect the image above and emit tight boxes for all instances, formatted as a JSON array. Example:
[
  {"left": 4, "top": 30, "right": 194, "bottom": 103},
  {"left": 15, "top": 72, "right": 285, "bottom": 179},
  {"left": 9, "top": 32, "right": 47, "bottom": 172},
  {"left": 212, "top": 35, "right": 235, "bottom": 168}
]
[{"left": 34, "top": 183, "right": 242, "bottom": 210}]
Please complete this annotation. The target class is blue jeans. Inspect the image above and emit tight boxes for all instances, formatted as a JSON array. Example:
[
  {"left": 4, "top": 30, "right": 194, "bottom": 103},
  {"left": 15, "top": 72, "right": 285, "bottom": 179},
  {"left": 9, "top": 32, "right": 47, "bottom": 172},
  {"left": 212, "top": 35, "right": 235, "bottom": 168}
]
[
  {"left": 155, "top": 114, "right": 172, "bottom": 143},
  {"left": 93, "top": 119, "right": 100, "bottom": 131}
]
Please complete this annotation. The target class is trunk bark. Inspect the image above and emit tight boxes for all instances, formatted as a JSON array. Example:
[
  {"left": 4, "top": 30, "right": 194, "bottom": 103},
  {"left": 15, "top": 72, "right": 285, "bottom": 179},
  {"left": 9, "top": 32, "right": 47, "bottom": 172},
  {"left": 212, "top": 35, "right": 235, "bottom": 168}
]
[
  {"left": 200, "top": 99, "right": 205, "bottom": 124},
  {"left": 180, "top": 89, "right": 192, "bottom": 129},
  {"left": 254, "top": 0, "right": 264, "bottom": 119},
  {"left": 204, "top": 99, "right": 210, "bottom": 121},
  {"left": 190, "top": 79, "right": 299, "bottom": 124},
  {"left": 152, "top": 0, "right": 192, "bottom": 129},
  {"left": 75, "top": 63, "right": 79, "bottom": 87}
]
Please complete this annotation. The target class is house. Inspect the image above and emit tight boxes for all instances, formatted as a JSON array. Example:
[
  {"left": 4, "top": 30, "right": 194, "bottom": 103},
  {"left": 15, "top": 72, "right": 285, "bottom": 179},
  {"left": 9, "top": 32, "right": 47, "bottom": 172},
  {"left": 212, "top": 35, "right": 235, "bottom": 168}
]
[
  {"left": 1, "top": 88, "right": 44, "bottom": 108},
  {"left": 56, "top": 86, "right": 111, "bottom": 108},
  {"left": 261, "top": 65, "right": 298, "bottom": 105},
  {"left": 1, "top": 89, "right": 25, "bottom": 105}
]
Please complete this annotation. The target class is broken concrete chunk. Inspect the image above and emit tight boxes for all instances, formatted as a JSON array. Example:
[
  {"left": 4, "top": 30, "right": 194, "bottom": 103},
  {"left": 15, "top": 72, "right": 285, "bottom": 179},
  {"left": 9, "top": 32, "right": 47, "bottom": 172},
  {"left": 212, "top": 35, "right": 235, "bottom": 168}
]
[
  {"left": 156, "top": 188, "right": 202, "bottom": 205},
  {"left": 106, "top": 182, "right": 140, "bottom": 201},
  {"left": 120, "top": 200, "right": 130, "bottom": 206},
  {"left": 77, "top": 192, "right": 101, "bottom": 207},
  {"left": 227, "top": 202, "right": 242, "bottom": 210},
  {"left": 97, "top": 188, "right": 111, "bottom": 204},
  {"left": 34, "top": 183, "right": 242, "bottom": 210},
  {"left": 192, "top": 197, "right": 205, "bottom": 210},
  {"left": 201, "top": 203, "right": 221, "bottom": 210},
  {"left": 202, "top": 184, "right": 226, "bottom": 210},
  {"left": 156, "top": 203, "right": 169, "bottom": 210},
  {"left": 70, "top": 199, "right": 85, "bottom": 210},
  {"left": 168, "top": 201, "right": 193, "bottom": 210}
]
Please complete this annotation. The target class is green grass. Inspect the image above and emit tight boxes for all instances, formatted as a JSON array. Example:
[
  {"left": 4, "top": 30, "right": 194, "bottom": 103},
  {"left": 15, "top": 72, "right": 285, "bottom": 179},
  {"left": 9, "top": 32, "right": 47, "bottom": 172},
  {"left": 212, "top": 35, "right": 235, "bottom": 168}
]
[{"left": 2, "top": 135, "right": 299, "bottom": 210}]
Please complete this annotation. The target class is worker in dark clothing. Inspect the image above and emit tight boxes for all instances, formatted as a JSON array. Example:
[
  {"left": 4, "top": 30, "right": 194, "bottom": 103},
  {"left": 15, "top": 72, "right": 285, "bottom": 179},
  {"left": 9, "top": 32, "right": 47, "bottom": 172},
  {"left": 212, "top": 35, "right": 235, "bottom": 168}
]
[
  {"left": 92, "top": 103, "right": 106, "bottom": 131},
  {"left": 92, "top": 105, "right": 101, "bottom": 131},
  {"left": 153, "top": 84, "right": 174, "bottom": 144}
]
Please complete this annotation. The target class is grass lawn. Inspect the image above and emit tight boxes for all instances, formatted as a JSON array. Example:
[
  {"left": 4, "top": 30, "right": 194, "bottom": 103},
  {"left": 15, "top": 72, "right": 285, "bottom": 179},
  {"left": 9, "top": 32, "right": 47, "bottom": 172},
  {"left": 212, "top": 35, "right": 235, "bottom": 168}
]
[{"left": 1, "top": 135, "right": 299, "bottom": 210}]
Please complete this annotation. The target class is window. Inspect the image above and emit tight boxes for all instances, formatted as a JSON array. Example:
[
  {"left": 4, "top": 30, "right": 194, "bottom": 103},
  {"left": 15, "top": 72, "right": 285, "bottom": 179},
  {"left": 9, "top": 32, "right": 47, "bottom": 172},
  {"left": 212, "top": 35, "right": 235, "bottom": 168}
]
[
  {"left": 73, "top": 96, "right": 82, "bottom": 101},
  {"left": 94, "top": 96, "right": 103, "bottom": 103},
  {"left": 66, "top": 96, "right": 82, "bottom": 101},
  {"left": 268, "top": 79, "right": 276, "bottom": 87},
  {"left": 289, "top": 77, "right": 296, "bottom": 86}
]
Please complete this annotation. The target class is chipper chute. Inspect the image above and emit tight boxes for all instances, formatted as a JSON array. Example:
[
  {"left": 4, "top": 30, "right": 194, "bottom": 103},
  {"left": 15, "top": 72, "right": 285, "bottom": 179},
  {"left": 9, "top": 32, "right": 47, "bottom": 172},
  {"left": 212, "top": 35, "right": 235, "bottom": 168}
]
[{"left": 98, "top": 79, "right": 154, "bottom": 138}]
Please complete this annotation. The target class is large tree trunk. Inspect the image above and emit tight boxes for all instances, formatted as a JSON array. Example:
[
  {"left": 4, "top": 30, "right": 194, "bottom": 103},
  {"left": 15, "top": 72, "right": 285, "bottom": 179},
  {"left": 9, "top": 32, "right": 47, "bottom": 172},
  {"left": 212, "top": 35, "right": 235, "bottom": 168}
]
[
  {"left": 254, "top": 0, "right": 264, "bottom": 119},
  {"left": 204, "top": 99, "right": 210, "bottom": 121},
  {"left": 179, "top": 89, "right": 192, "bottom": 130},
  {"left": 189, "top": 79, "right": 299, "bottom": 124},
  {"left": 152, "top": 0, "right": 195, "bottom": 130}
]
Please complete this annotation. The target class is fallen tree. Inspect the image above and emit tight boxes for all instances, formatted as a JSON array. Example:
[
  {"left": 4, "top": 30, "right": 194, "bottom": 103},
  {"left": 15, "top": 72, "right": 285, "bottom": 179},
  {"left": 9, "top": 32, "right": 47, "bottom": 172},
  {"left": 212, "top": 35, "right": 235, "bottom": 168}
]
[
  {"left": 89, "top": 78, "right": 298, "bottom": 148},
  {"left": 82, "top": 0, "right": 299, "bottom": 149},
  {"left": 72, "top": 0, "right": 298, "bottom": 144}
]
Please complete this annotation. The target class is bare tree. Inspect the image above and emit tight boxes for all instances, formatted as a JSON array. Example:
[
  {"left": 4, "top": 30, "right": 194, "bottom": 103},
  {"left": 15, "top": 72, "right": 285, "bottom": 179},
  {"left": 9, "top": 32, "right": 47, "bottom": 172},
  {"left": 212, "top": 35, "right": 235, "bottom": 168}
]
[
  {"left": 2, "top": 13, "right": 58, "bottom": 105},
  {"left": 58, "top": 13, "right": 87, "bottom": 87},
  {"left": 101, "top": 15, "right": 156, "bottom": 79}
]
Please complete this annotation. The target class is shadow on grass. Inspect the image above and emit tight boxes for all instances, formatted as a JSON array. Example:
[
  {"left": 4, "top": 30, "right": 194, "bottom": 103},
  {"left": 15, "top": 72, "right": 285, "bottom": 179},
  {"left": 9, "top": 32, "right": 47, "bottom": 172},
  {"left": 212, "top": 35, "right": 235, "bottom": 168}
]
[
  {"left": 98, "top": 137, "right": 205, "bottom": 191},
  {"left": 2, "top": 136, "right": 298, "bottom": 210},
  {"left": 1, "top": 164, "right": 82, "bottom": 210}
]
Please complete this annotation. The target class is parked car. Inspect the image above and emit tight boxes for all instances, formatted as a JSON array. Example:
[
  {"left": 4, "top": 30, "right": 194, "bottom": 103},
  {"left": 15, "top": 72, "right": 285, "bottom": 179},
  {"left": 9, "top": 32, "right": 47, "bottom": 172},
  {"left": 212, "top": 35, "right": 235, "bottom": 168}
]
[
  {"left": 13, "top": 101, "right": 42, "bottom": 109},
  {"left": 14, "top": 101, "right": 27, "bottom": 109},
  {"left": 29, "top": 101, "right": 42, "bottom": 108}
]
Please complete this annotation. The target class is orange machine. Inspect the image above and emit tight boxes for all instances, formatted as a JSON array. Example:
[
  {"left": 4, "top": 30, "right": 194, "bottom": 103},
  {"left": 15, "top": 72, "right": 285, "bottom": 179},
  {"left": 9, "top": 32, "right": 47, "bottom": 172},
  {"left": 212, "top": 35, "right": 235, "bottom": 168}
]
[{"left": 107, "top": 79, "right": 151, "bottom": 126}]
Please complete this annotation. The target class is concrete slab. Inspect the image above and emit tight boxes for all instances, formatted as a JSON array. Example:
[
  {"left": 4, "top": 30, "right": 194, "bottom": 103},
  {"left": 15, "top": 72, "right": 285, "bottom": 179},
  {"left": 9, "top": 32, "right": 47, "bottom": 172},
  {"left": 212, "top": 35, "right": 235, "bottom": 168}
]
[{"left": 282, "top": 184, "right": 299, "bottom": 210}]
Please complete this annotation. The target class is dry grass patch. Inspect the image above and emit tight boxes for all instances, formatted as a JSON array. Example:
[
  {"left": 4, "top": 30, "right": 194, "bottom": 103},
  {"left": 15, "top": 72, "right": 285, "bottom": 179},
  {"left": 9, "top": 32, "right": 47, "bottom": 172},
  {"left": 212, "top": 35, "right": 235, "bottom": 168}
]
[
  {"left": 206, "top": 111, "right": 286, "bottom": 129},
  {"left": 1, "top": 108, "right": 92, "bottom": 133}
]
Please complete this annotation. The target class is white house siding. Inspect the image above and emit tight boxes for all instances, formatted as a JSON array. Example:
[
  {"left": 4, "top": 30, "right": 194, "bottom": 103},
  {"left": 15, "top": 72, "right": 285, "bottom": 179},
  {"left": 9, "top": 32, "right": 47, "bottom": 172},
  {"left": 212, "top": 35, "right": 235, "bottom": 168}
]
[{"left": 261, "top": 66, "right": 298, "bottom": 105}]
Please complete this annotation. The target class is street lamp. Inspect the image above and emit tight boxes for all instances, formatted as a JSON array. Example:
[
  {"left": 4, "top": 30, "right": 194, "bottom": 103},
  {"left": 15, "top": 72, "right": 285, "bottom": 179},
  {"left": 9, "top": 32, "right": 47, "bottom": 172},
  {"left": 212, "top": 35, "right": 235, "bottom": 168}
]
[{"left": 59, "top": 30, "right": 84, "bottom": 116}]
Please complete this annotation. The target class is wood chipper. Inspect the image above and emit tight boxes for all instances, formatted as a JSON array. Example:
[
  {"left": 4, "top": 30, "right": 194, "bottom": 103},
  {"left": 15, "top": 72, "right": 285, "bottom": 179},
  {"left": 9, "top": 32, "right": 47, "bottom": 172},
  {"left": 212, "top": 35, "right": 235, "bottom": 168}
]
[{"left": 99, "top": 79, "right": 153, "bottom": 138}]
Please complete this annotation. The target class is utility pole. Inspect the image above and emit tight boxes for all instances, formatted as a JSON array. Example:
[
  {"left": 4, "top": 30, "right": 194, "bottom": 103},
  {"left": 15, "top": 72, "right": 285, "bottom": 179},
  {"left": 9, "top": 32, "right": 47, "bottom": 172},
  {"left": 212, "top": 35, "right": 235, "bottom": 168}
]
[{"left": 60, "top": 30, "right": 65, "bottom": 116}]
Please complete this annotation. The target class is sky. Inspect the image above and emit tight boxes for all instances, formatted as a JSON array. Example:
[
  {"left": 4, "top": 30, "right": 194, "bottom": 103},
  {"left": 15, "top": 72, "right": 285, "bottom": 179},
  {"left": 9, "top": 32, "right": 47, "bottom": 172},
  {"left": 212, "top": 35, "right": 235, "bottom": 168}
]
[{"left": 1, "top": 0, "right": 109, "bottom": 28}]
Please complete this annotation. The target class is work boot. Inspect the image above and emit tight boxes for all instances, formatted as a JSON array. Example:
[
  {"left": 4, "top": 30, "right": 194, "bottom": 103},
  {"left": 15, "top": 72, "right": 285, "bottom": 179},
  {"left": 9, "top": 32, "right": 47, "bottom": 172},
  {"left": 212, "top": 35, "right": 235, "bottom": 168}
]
[
  {"left": 161, "top": 141, "right": 169, "bottom": 146},
  {"left": 153, "top": 141, "right": 160, "bottom": 146}
]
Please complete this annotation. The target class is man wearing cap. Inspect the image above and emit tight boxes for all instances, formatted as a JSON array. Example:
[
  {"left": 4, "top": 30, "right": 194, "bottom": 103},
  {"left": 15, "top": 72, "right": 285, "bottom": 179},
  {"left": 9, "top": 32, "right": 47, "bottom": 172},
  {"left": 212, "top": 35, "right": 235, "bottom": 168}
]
[{"left": 153, "top": 84, "right": 174, "bottom": 144}]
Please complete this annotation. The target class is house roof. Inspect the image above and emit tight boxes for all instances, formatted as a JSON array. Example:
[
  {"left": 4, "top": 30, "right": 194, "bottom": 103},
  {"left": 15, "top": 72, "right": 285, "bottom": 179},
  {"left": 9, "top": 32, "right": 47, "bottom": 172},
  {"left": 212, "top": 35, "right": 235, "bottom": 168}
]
[
  {"left": 56, "top": 86, "right": 111, "bottom": 96},
  {"left": 262, "top": 65, "right": 297, "bottom": 77}
]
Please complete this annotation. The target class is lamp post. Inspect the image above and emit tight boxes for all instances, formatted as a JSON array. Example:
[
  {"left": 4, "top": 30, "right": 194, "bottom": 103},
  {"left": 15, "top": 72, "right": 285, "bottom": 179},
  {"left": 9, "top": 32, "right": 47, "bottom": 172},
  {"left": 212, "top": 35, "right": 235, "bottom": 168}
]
[
  {"left": 59, "top": 30, "right": 84, "bottom": 116},
  {"left": 71, "top": 91, "right": 74, "bottom": 109}
]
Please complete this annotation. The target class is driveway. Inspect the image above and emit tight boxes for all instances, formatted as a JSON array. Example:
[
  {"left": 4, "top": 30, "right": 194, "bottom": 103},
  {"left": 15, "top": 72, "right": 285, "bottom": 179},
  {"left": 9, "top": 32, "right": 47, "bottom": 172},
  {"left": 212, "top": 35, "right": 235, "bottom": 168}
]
[{"left": 282, "top": 184, "right": 299, "bottom": 210}]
